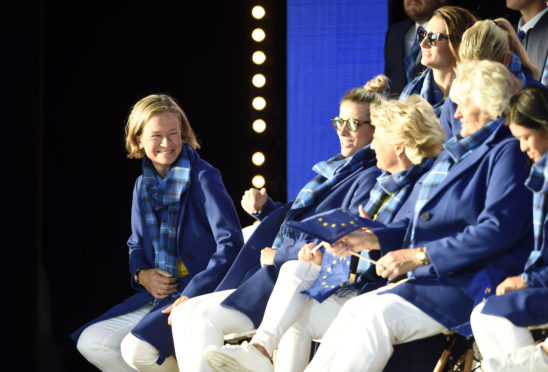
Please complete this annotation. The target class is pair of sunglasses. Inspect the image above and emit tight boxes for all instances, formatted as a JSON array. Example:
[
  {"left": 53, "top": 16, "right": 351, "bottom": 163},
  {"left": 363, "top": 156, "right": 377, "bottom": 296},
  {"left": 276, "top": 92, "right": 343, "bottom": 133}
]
[
  {"left": 331, "top": 117, "right": 371, "bottom": 132},
  {"left": 417, "top": 28, "right": 448, "bottom": 47}
]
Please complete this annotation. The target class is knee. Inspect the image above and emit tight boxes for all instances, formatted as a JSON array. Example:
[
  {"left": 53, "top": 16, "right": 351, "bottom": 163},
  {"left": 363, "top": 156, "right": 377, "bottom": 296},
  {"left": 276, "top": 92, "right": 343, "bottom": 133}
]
[
  {"left": 470, "top": 302, "right": 486, "bottom": 330},
  {"left": 279, "top": 260, "right": 317, "bottom": 280},
  {"left": 120, "top": 332, "right": 160, "bottom": 368},
  {"left": 76, "top": 327, "right": 100, "bottom": 361}
]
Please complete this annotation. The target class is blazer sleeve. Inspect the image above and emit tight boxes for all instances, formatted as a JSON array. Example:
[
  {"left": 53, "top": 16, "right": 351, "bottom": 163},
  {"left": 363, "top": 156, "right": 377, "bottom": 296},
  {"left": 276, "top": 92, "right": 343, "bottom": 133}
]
[
  {"left": 253, "top": 197, "right": 283, "bottom": 221},
  {"left": 180, "top": 166, "right": 244, "bottom": 298},
  {"left": 426, "top": 140, "right": 532, "bottom": 277},
  {"left": 525, "top": 265, "right": 548, "bottom": 288},
  {"left": 127, "top": 177, "right": 152, "bottom": 289}
]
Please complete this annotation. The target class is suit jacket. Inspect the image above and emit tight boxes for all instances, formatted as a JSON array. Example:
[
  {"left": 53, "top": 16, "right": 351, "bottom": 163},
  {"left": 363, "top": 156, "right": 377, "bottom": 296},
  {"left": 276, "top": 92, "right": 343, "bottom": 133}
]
[
  {"left": 220, "top": 152, "right": 381, "bottom": 327},
  {"left": 71, "top": 155, "right": 243, "bottom": 362},
  {"left": 374, "top": 124, "right": 533, "bottom": 336},
  {"left": 522, "top": 11, "right": 548, "bottom": 82},
  {"left": 384, "top": 19, "right": 424, "bottom": 95}
]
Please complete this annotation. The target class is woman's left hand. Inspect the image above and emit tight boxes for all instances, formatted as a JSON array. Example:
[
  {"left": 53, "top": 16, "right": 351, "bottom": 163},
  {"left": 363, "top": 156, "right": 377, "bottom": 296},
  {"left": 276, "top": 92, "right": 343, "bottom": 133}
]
[
  {"left": 496, "top": 276, "right": 528, "bottom": 295},
  {"left": 260, "top": 247, "right": 276, "bottom": 267},
  {"left": 375, "top": 249, "right": 421, "bottom": 281},
  {"left": 162, "top": 295, "right": 190, "bottom": 326}
]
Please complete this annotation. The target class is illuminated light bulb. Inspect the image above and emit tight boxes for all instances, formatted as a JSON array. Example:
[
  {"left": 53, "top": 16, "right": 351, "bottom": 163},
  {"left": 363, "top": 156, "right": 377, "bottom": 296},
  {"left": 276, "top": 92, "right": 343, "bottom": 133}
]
[
  {"left": 252, "top": 152, "right": 265, "bottom": 166},
  {"left": 252, "top": 96, "right": 266, "bottom": 110},
  {"left": 251, "top": 28, "right": 266, "bottom": 42},
  {"left": 252, "top": 73, "right": 266, "bottom": 87},
  {"left": 252, "top": 175, "right": 266, "bottom": 188},
  {"left": 252, "top": 51, "right": 266, "bottom": 65},
  {"left": 252, "top": 119, "right": 266, "bottom": 133},
  {"left": 251, "top": 5, "right": 266, "bottom": 19}
]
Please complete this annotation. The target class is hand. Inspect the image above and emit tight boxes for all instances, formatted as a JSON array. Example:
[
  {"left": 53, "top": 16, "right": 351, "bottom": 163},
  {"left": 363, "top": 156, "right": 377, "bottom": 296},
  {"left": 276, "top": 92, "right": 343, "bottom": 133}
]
[
  {"left": 138, "top": 268, "right": 178, "bottom": 299},
  {"left": 241, "top": 188, "right": 268, "bottom": 215},
  {"left": 297, "top": 242, "right": 323, "bottom": 266},
  {"left": 326, "top": 230, "right": 380, "bottom": 258},
  {"left": 375, "top": 249, "right": 422, "bottom": 281},
  {"left": 162, "top": 296, "right": 190, "bottom": 326},
  {"left": 496, "top": 276, "right": 528, "bottom": 295},
  {"left": 358, "top": 204, "right": 371, "bottom": 219},
  {"left": 260, "top": 247, "right": 276, "bottom": 267}
]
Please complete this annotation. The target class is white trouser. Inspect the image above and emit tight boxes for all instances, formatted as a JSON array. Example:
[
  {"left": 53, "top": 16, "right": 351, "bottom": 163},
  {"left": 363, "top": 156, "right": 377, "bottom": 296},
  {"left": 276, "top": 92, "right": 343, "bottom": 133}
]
[
  {"left": 170, "top": 289, "right": 255, "bottom": 372},
  {"left": 471, "top": 302, "right": 548, "bottom": 372},
  {"left": 250, "top": 260, "right": 353, "bottom": 372},
  {"left": 304, "top": 289, "right": 446, "bottom": 372},
  {"left": 77, "top": 303, "right": 151, "bottom": 372},
  {"left": 120, "top": 332, "right": 179, "bottom": 372}
]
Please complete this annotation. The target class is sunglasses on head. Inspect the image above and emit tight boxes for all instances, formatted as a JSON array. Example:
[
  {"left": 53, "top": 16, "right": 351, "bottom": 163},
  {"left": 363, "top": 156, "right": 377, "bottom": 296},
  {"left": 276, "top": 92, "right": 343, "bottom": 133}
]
[
  {"left": 417, "top": 28, "right": 448, "bottom": 47},
  {"left": 331, "top": 117, "right": 371, "bottom": 132}
]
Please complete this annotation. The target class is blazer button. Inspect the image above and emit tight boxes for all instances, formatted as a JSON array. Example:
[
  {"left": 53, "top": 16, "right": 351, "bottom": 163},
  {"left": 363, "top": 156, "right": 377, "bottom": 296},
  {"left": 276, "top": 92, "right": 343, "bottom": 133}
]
[
  {"left": 420, "top": 212, "right": 430, "bottom": 221},
  {"left": 184, "top": 253, "right": 193, "bottom": 261}
]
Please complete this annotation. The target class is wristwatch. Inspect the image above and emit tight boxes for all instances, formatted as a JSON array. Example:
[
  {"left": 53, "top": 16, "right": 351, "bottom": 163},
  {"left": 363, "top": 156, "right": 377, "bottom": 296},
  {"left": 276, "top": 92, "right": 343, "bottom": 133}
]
[
  {"left": 416, "top": 247, "right": 430, "bottom": 266},
  {"left": 134, "top": 269, "right": 142, "bottom": 285}
]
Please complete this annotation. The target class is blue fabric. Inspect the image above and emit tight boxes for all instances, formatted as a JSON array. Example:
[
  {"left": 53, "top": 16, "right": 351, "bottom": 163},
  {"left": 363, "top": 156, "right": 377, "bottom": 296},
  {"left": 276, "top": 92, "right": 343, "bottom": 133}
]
[
  {"left": 373, "top": 123, "right": 533, "bottom": 336},
  {"left": 517, "top": 30, "right": 526, "bottom": 43},
  {"left": 303, "top": 158, "right": 435, "bottom": 302},
  {"left": 272, "top": 145, "right": 375, "bottom": 249},
  {"left": 542, "top": 58, "right": 548, "bottom": 86},
  {"left": 71, "top": 151, "right": 243, "bottom": 363},
  {"left": 403, "top": 27, "right": 422, "bottom": 83},
  {"left": 141, "top": 146, "right": 191, "bottom": 289},
  {"left": 400, "top": 68, "right": 444, "bottom": 116},
  {"left": 220, "top": 150, "right": 380, "bottom": 327}
]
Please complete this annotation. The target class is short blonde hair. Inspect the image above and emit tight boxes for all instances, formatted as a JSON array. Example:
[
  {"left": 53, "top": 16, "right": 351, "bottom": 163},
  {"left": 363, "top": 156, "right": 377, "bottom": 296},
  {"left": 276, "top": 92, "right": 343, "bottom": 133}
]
[
  {"left": 125, "top": 94, "right": 200, "bottom": 159},
  {"left": 370, "top": 95, "right": 445, "bottom": 165},
  {"left": 450, "top": 60, "right": 523, "bottom": 119},
  {"left": 458, "top": 19, "right": 540, "bottom": 79}
]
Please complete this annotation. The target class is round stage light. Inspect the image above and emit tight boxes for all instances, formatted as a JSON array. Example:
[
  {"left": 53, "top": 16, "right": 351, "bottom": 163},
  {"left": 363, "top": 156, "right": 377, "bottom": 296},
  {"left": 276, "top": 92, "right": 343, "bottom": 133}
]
[
  {"left": 251, "top": 28, "right": 266, "bottom": 42},
  {"left": 252, "top": 152, "right": 265, "bottom": 166},
  {"left": 251, "top": 5, "right": 266, "bottom": 19},
  {"left": 252, "top": 96, "right": 266, "bottom": 110},
  {"left": 252, "top": 119, "right": 266, "bottom": 133},
  {"left": 252, "top": 51, "right": 266, "bottom": 65},
  {"left": 252, "top": 73, "right": 266, "bottom": 88},
  {"left": 252, "top": 175, "right": 266, "bottom": 188}
]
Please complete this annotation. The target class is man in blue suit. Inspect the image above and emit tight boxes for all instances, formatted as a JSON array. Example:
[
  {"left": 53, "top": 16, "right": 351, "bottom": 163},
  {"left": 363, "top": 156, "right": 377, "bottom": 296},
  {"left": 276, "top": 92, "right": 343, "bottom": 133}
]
[{"left": 384, "top": 0, "right": 447, "bottom": 95}]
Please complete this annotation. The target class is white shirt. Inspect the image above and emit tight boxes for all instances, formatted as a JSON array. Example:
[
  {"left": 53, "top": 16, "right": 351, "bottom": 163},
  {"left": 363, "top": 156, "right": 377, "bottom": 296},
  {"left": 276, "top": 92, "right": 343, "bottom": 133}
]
[
  {"left": 518, "top": 7, "right": 548, "bottom": 33},
  {"left": 404, "top": 21, "right": 428, "bottom": 54}
]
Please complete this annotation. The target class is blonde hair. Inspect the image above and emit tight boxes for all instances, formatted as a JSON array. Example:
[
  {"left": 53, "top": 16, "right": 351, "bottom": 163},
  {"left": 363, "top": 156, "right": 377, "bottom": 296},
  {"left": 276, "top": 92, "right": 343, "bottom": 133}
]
[
  {"left": 450, "top": 60, "right": 523, "bottom": 119},
  {"left": 341, "top": 74, "right": 390, "bottom": 106},
  {"left": 432, "top": 6, "right": 477, "bottom": 63},
  {"left": 125, "top": 94, "right": 200, "bottom": 159},
  {"left": 370, "top": 95, "right": 445, "bottom": 165},
  {"left": 459, "top": 18, "right": 540, "bottom": 79}
]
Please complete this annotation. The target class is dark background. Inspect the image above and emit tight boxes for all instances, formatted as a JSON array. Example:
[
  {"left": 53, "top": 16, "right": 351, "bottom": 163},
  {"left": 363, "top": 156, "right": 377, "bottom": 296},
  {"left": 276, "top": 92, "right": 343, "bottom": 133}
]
[{"left": 6, "top": 1, "right": 519, "bottom": 371}]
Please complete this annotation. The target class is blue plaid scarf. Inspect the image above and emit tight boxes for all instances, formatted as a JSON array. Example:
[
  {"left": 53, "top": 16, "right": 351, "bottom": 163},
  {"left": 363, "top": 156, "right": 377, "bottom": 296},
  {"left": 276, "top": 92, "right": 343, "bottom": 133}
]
[
  {"left": 302, "top": 157, "right": 436, "bottom": 302},
  {"left": 272, "top": 145, "right": 376, "bottom": 249},
  {"left": 400, "top": 67, "right": 445, "bottom": 116},
  {"left": 407, "top": 118, "right": 503, "bottom": 249},
  {"left": 524, "top": 152, "right": 548, "bottom": 270},
  {"left": 507, "top": 52, "right": 527, "bottom": 86},
  {"left": 141, "top": 145, "right": 192, "bottom": 283}
]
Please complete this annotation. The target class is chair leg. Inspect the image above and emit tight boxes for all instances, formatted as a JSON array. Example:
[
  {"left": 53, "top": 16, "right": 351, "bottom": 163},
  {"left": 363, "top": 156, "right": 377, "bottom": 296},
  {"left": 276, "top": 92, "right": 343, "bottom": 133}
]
[{"left": 433, "top": 334, "right": 456, "bottom": 372}]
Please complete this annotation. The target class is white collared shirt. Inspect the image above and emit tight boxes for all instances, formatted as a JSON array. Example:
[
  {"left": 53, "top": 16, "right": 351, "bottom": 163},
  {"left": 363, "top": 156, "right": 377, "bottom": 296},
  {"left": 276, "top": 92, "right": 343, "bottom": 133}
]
[
  {"left": 404, "top": 21, "right": 428, "bottom": 54},
  {"left": 518, "top": 7, "right": 548, "bottom": 33}
]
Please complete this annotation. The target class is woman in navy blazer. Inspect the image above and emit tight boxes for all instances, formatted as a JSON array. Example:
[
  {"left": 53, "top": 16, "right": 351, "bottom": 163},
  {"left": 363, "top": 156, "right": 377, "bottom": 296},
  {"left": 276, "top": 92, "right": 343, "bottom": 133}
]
[
  {"left": 305, "top": 60, "right": 533, "bottom": 372},
  {"left": 471, "top": 86, "right": 548, "bottom": 372},
  {"left": 71, "top": 94, "right": 243, "bottom": 372},
  {"left": 166, "top": 76, "right": 388, "bottom": 372}
]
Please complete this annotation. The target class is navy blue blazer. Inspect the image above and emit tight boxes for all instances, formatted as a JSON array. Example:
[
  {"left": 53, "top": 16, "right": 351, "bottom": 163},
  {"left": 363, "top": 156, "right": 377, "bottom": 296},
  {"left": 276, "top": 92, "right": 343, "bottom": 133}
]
[
  {"left": 384, "top": 19, "right": 424, "bottom": 96},
  {"left": 71, "top": 154, "right": 243, "bottom": 363},
  {"left": 220, "top": 152, "right": 381, "bottom": 327},
  {"left": 374, "top": 124, "right": 533, "bottom": 335}
]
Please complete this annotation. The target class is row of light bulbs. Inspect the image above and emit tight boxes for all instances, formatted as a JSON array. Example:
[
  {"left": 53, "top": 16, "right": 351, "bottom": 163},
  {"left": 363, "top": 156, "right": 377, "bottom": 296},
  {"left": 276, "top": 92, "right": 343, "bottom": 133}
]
[{"left": 251, "top": 5, "right": 267, "bottom": 189}]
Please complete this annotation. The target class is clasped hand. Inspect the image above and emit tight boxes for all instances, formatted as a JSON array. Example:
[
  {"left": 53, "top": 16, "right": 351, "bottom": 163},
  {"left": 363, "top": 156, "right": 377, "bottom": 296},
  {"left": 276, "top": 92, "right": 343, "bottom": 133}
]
[
  {"left": 138, "top": 268, "right": 178, "bottom": 299},
  {"left": 241, "top": 187, "right": 268, "bottom": 215}
]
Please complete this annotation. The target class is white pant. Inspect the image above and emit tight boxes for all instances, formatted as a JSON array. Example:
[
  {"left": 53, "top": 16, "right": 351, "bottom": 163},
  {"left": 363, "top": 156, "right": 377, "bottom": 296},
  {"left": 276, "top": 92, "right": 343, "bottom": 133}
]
[
  {"left": 304, "top": 289, "right": 446, "bottom": 372},
  {"left": 471, "top": 302, "right": 548, "bottom": 372},
  {"left": 251, "top": 260, "right": 354, "bottom": 372},
  {"left": 170, "top": 289, "right": 255, "bottom": 372},
  {"left": 77, "top": 303, "right": 178, "bottom": 372}
]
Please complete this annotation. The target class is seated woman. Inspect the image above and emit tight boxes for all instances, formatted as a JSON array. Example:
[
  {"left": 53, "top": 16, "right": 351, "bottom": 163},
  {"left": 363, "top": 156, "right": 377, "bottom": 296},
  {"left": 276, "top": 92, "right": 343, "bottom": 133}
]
[
  {"left": 71, "top": 94, "right": 243, "bottom": 372},
  {"left": 303, "top": 60, "right": 533, "bottom": 372},
  {"left": 399, "top": 5, "right": 476, "bottom": 115},
  {"left": 470, "top": 85, "right": 548, "bottom": 372},
  {"left": 440, "top": 18, "right": 542, "bottom": 137},
  {"left": 203, "top": 95, "right": 446, "bottom": 372},
  {"left": 165, "top": 76, "right": 388, "bottom": 372}
]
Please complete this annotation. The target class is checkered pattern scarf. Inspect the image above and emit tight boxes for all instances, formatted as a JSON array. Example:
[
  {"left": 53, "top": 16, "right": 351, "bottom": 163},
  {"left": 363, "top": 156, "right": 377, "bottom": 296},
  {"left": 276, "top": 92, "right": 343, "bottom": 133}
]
[
  {"left": 507, "top": 52, "right": 527, "bottom": 86},
  {"left": 272, "top": 145, "right": 376, "bottom": 249},
  {"left": 524, "top": 152, "right": 548, "bottom": 270},
  {"left": 141, "top": 145, "right": 192, "bottom": 279},
  {"left": 400, "top": 67, "right": 444, "bottom": 116},
  {"left": 407, "top": 118, "right": 503, "bottom": 249},
  {"left": 302, "top": 157, "right": 435, "bottom": 302}
]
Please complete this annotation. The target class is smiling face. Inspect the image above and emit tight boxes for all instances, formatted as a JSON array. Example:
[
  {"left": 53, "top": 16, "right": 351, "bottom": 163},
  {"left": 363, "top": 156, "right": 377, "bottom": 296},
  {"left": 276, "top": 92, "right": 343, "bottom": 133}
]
[
  {"left": 454, "top": 97, "right": 494, "bottom": 138},
  {"left": 337, "top": 100, "right": 374, "bottom": 157},
  {"left": 509, "top": 122, "right": 548, "bottom": 162},
  {"left": 420, "top": 15, "right": 456, "bottom": 70},
  {"left": 138, "top": 112, "right": 183, "bottom": 177}
]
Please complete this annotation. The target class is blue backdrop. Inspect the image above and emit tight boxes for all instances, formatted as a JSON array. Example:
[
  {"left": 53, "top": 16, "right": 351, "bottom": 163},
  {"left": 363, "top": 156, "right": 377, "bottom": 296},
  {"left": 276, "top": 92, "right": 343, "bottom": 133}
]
[{"left": 287, "top": 0, "right": 388, "bottom": 199}]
